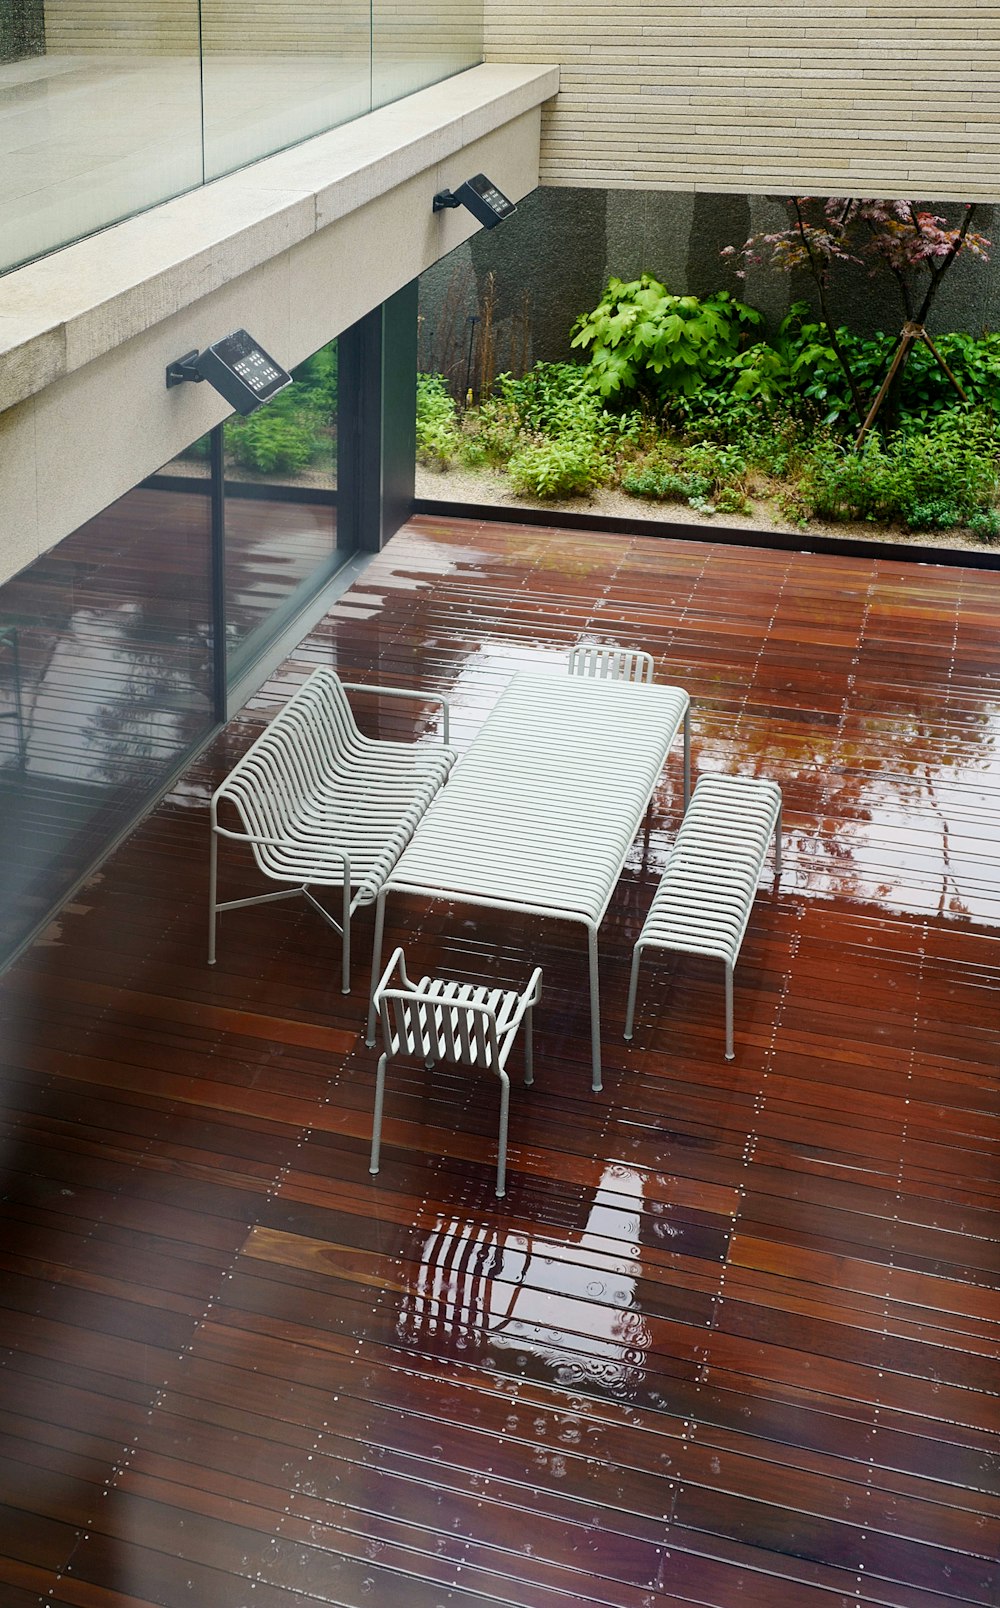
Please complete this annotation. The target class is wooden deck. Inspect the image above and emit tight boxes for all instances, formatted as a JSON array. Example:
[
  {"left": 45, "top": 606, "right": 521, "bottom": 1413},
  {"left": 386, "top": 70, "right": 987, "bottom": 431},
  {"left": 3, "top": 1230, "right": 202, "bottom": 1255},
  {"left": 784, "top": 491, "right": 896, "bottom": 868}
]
[{"left": 1, "top": 513, "right": 997, "bottom": 1608}]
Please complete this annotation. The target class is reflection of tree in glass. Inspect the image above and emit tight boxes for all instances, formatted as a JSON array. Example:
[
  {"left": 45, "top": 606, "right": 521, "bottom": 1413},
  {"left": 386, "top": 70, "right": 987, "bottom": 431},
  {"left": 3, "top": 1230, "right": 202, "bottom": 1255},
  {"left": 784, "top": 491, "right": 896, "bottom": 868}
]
[
  {"left": 691, "top": 686, "right": 998, "bottom": 923},
  {"left": 225, "top": 340, "right": 338, "bottom": 477}
]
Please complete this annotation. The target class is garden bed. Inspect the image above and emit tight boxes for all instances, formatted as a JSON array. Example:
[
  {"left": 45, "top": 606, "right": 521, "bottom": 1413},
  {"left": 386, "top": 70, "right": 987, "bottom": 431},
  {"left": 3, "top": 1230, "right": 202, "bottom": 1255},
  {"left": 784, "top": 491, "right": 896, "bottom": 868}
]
[{"left": 415, "top": 462, "right": 992, "bottom": 556}]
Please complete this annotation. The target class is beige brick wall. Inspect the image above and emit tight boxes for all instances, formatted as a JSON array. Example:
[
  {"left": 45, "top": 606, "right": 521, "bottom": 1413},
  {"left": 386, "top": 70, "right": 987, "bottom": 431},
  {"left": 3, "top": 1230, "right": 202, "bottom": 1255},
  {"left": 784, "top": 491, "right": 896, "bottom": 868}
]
[{"left": 485, "top": 3, "right": 1000, "bottom": 200}]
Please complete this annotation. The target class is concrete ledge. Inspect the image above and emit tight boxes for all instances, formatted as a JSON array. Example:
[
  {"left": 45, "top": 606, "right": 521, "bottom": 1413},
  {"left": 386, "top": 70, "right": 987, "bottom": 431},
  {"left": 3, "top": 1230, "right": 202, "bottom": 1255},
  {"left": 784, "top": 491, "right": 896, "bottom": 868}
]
[{"left": 0, "top": 62, "right": 559, "bottom": 414}]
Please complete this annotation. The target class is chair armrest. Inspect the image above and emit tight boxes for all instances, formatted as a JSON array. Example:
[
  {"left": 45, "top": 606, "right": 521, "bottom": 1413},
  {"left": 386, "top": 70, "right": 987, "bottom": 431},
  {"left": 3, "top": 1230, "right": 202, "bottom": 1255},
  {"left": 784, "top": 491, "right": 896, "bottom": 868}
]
[
  {"left": 504, "top": 966, "right": 544, "bottom": 1032},
  {"left": 340, "top": 680, "right": 451, "bottom": 746}
]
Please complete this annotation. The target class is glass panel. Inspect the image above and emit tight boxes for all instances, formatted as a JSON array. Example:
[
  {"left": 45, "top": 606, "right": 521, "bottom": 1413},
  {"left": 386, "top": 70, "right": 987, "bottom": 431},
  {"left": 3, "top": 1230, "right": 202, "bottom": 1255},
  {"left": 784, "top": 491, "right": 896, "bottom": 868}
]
[
  {"left": 222, "top": 337, "right": 347, "bottom": 684},
  {"left": 0, "top": 1, "right": 203, "bottom": 273},
  {"left": 200, "top": 0, "right": 372, "bottom": 183},
  {"left": 372, "top": 0, "right": 482, "bottom": 110},
  {"left": 0, "top": 454, "right": 214, "bottom": 966}
]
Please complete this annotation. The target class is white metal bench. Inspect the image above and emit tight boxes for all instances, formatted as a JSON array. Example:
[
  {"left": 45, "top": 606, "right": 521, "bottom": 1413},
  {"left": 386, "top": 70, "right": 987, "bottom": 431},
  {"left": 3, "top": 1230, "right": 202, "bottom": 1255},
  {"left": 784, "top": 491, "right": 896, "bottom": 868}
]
[
  {"left": 209, "top": 667, "right": 455, "bottom": 991},
  {"left": 370, "top": 948, "right": 543, "bottom": 1198},
  {"left": 624, "top": 773, "right": 782, "bottom": 1060}
]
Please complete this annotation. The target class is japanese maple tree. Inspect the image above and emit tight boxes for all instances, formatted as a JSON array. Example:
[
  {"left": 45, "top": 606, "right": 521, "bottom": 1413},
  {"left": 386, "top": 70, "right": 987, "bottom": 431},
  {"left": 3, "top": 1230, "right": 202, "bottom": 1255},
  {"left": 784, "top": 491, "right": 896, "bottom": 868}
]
[{"left": 723, "top": 198, "right": 990, "bottom": 438}]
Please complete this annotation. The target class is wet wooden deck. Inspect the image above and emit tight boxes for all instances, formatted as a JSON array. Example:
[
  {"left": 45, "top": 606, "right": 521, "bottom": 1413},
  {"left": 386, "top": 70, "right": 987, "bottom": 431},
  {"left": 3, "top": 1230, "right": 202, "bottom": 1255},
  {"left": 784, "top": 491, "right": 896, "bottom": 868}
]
[{"left": 1, "top": 514, "right": 998, "bottom": 1607}]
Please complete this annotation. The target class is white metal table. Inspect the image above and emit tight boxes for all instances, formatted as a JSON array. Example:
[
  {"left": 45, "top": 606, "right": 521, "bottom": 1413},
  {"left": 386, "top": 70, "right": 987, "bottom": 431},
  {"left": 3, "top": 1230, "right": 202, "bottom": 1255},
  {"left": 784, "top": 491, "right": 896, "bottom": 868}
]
[{"left": 365, "top": 670, "right": 690, "bottom": 1090}]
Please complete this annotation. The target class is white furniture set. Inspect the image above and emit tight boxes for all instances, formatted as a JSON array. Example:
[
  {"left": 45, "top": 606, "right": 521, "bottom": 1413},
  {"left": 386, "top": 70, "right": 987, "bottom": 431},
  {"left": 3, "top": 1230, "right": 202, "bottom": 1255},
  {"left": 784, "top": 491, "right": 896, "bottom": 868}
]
[{"left": 209, "top": 651, "right": 781, "bottom": 1194}]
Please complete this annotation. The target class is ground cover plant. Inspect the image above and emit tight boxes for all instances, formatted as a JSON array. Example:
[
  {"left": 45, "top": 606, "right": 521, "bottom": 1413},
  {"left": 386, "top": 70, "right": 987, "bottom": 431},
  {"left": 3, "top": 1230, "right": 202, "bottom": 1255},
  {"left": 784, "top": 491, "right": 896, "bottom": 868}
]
[{"left": 418, "top": 207, "right": 1000, "bottom": 543}]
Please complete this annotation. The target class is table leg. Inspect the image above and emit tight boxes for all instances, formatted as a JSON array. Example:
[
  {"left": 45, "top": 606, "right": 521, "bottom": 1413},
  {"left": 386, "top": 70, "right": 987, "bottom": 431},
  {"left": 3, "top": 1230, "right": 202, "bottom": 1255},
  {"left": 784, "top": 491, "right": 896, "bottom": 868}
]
[
  {"left": 366, "top": 889, "right": 387, "bottom": 1046},
  {"left": 588, "top": 924, "right": 602, "bottom": 1093}
]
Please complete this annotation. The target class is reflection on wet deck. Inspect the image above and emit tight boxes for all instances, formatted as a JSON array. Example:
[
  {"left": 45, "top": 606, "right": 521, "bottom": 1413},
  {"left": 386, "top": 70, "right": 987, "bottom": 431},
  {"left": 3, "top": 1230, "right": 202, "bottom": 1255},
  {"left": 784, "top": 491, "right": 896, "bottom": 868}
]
[{"left": 0, "top": 515, "right": 997, "bottom": 1607}]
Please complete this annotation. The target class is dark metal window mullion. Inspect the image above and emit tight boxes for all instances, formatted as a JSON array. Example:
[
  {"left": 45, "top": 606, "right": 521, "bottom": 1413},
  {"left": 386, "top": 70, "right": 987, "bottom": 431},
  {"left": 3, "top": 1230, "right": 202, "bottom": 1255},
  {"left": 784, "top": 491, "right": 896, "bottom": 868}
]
[{"left": 210, "top": 423, "right": 227, "bottom": 721}]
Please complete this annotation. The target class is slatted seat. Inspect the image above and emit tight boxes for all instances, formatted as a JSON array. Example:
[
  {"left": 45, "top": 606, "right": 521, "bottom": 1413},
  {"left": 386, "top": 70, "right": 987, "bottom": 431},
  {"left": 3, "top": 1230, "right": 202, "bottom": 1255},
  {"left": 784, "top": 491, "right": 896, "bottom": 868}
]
[
  {"left": 209, "top": 667, "right": 455, "bottom": 991},
  {"left": 624, "top": 774, "right": 782, "bottom": 1059},
  {"left": 370, "top": 948, "right": 543, "bottom": 1197}
]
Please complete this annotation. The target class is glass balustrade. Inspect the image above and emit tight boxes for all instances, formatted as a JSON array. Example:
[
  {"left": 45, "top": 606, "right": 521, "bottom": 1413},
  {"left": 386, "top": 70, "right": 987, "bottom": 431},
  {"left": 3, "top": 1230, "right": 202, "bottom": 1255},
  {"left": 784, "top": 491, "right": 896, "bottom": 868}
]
[{"left": 0, "top": 0, "right": 484, "bottom": 274}]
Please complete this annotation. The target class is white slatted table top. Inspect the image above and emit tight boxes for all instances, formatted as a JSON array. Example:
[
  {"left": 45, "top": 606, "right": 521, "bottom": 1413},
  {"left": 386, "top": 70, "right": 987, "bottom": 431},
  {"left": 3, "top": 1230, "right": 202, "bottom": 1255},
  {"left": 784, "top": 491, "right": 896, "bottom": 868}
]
[{"left": 385, "top": 670, "right": 689, "bottom": 925}]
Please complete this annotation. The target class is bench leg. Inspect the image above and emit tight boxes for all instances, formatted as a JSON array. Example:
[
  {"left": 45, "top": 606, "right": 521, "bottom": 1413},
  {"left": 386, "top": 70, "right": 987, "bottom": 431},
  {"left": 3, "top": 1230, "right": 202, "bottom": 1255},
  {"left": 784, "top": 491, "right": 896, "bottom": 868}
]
[
  {"left": 725, "top": 960, "right": 734, "bottom": 1061},
  {"left": 369, "top": 1052, "right": 388, "bottom": 1175},
  {"left": 588, "top": 926, "right": 602, "bottom": 1093},
  {"left": 366, "top": 890, "right": 387, "bottom": 1047},
  {"left": 208, "top": 827, "right": 218, "bottom": 966},
  {"left": 341, "top": 873, "right": 352, "bottom": 994},
  {"left": 624, "top": 944, "right": 644, "bottom": 1041},
  {"left": 682, "top": 704, "right": 691, "bottom": 810}
]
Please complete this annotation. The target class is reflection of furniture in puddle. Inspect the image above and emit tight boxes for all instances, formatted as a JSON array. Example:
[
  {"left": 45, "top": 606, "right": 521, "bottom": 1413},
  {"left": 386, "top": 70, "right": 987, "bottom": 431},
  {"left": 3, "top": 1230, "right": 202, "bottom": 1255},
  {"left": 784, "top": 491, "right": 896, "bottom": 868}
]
[
  {"left": 209, "top": 667, "right": 455, "bottom": 991},
  {"left": 368, "top": 670, "right": 691, "bottom": 1092},
  {"left": 625, "top": 773, "right": 782, "bottom": 1060},
  {"left": 397, "top": 1167, "right": 652, "bottom": 1391},
  {"left": 369, "top": 946, "right": 542, "bottom": 1197},
  {"left": 0, "top": 626, "right": 27, "bottom": 771}
]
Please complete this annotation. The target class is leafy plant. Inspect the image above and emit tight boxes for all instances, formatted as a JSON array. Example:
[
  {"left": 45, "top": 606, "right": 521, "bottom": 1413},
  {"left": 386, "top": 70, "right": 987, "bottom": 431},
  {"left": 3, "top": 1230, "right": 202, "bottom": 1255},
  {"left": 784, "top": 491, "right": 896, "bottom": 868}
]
[
  {"left": 416, "top": 372, "right": 462, "bottom": 467},
  {"left": 507, "top": 434, "right": 610, "bottom": 498},
  {"left": 795, "top": 409, "right": 1000, "bottom": 528},
  {"left": 570, "top": 276, "right": 762, "bottom": 403},
  {"left": 622, "top": 465, "right": 714, "bottom": 505},
  {"left": 969, "top": 507, "right": 1000, "bottom": 543}
]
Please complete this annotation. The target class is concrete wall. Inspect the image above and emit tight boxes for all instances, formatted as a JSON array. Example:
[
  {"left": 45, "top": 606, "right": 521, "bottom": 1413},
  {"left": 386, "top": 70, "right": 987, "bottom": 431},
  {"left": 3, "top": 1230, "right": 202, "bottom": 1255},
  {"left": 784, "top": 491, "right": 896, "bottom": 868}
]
[
  {"left": 0, "top": 65, "right": 557, "bottom": 588},
  {"left": 484, "top": 3, "right": 1000, "bottom": 202},
  {"left": 419, "top": 188, "right": 1000, "bottom": 381}
]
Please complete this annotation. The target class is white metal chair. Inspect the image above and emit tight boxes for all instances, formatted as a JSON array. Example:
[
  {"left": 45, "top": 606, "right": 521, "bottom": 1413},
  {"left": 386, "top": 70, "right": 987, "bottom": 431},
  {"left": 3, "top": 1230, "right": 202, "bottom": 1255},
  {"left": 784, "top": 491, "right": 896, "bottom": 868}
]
[
  {"left": 568, "top": 644, "right": 655, "bottom": 684},
  {"left": 369, "top": 948, "right": 543, "bottom": 1198}
]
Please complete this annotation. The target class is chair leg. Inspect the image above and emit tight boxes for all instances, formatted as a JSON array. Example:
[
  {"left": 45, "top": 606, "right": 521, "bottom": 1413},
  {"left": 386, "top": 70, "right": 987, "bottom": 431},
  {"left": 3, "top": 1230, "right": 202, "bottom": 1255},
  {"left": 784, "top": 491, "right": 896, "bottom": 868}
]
[
  {"left": 774, "top": 804, "right": 783, "bottom": 877},
  {"left": 725, "top": 961, "right": 734, "bottom": 1061},
  {"left": 369, "top": 1052, "right": 388, "bottom": 1175},
  {"left": 495, "top": 1072, "right": 511, "bottom": 1198},
  {"left": 523, "top": 1007, "right": 534, "bottom": 1087},
  {"left": 341, "top": 875, "right": 352, "bottom": 995},
  {"left": 624, "top": 944, "right": 644, "bottom": 1041}
]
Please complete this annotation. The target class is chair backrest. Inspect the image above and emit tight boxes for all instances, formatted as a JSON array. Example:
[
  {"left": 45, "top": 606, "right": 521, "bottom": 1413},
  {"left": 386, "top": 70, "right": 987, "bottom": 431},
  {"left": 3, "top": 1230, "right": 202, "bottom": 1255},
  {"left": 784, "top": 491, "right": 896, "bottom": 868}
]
[
  {"left": 568, "top": 645, "right": 655, "bottom": 684},
  {"left": 378, "top": 988, "right": 503, "bottom": 1071}
]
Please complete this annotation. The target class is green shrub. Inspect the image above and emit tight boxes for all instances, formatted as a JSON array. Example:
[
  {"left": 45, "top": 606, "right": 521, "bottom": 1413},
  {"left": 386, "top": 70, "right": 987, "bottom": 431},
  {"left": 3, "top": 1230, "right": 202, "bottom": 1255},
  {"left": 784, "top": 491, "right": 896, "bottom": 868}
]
[
  {"left": 570, "top": 276, "right": 762, "bottom": 403},
  {"left": 621, "top": 466, "right": 713, "bottom": 505},
  {"left": 507, "top": 434, "right": 609, "bottom": 498},
  {"left": 494, "top": 363, "right": 598, "bottom": 432},
  {"left": 969, "top": 507, "right": 1000, "bottom": 543},
  {"left": 796, "top": 410, "right": 1000, "bottom": 528},
  {"left": 416, "top": 373, "right": 461, "bottom": 467}
]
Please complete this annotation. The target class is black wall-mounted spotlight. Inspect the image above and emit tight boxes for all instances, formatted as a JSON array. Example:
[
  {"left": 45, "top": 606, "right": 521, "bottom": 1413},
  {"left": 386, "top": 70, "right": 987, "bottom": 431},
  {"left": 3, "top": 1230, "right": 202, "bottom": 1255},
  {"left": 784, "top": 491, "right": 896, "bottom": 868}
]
[
  {"left": 433, "top": 173, "right": 517, "bottom": 231},
  {"left": 166, "top": 328, "right": 292, "bottom": 416}
]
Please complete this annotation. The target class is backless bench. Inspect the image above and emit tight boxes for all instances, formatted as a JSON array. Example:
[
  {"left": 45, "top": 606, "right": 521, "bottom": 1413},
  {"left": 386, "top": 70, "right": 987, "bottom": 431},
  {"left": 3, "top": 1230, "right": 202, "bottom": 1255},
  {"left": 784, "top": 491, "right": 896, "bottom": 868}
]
[
  {"left": 209, "top": 667, "right": 455, "bottom": 991},
  {"left": 624, "top": 773, "right": 782, "bottom": 1060}
]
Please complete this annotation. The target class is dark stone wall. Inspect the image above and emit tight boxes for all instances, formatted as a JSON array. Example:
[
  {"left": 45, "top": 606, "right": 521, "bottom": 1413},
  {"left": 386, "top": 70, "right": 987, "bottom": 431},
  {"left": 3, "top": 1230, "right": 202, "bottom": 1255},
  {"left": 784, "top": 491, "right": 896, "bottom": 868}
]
[
  {"left": 418, "top": 188, "right": 1000, "bottom": 384},
  {"left": 0, "top": 1, "right": 46, "bottom": 63}
]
